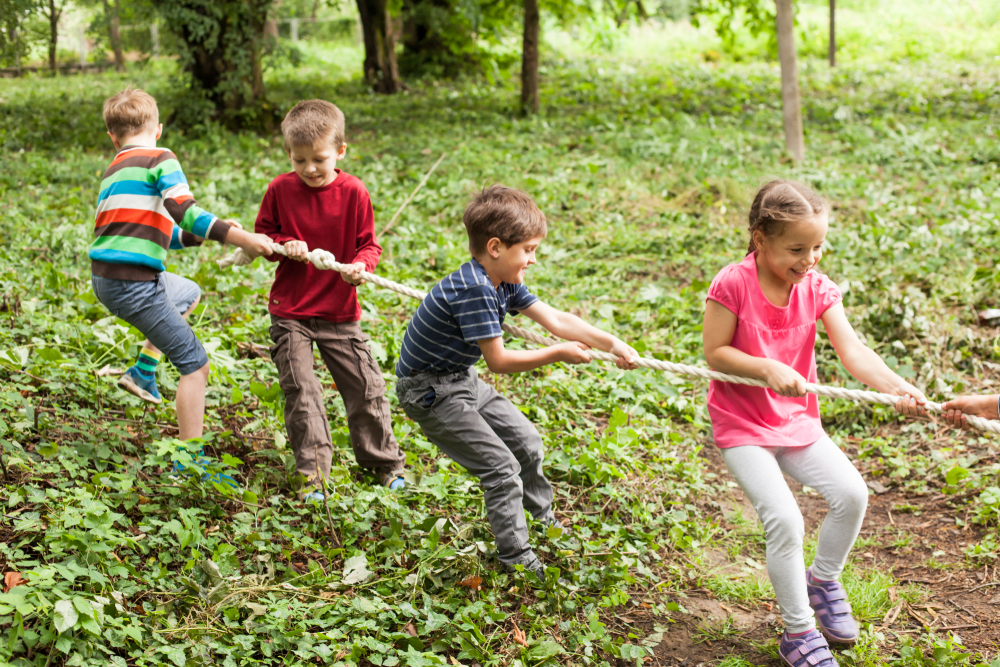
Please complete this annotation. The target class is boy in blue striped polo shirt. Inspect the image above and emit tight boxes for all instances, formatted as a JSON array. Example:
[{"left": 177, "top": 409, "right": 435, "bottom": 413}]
[{"left": 395, "top": 185, "right": 639, "bottom": 574}]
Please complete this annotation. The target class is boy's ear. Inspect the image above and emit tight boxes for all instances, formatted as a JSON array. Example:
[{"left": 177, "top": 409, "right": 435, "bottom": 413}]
[
  {"left": 107, "top": 131, "right": 121, "bottom": 150},
  {"left": 486, "top": 237, "right": 502, "bottom": 259},
  {"left": 154, "top": 123, "right": 163, "bottom": 140},
  {"left": 337, "top": 143, "right": 347, "bottom": 160}
]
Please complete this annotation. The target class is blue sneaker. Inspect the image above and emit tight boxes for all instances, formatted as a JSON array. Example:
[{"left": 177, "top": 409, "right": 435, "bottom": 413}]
[
  {"left": 381, "top": 470, "right": 406, "bottom": 490},
  {"left": 302, "top": 490, "right": 326, "bottom": 503},
  {"left": 118, "top": 366, "right": 161, "bottom": 404},
  {"left": 172, "top": 446, "right": 239, "bottom": 489}
]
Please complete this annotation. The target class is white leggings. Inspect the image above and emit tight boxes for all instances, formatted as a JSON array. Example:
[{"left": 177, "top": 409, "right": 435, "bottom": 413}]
[{"left": 721, "top": 436, "right": 869, "bottom": 633}]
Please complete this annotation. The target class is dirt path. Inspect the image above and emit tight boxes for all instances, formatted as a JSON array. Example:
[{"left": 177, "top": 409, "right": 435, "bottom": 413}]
[{"left": 614, "top": 444, "right": 1000, "bottom": 665}]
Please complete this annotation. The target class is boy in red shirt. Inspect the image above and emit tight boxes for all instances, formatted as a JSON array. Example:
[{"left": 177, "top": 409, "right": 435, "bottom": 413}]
[{"left": 255, "top": 100, "right": 406, "bottom": 500}]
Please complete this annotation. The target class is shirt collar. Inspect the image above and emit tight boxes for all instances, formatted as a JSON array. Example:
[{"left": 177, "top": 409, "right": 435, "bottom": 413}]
[{"left": 469, "top": 258, "right": 498, "bottom": 290}]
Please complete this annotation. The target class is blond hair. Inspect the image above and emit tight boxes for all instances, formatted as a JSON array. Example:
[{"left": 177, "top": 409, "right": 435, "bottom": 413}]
[
  {"left": 463, "top": 185, "right": 547, "bottom": 256},
  {"left": 747, "top": 180, "right": 828, "bottom": 253},
  {"left": 281, "top": 99, "right": 345, "bottom": 150},
  {"left": 103, "top": 86, "right": 159, "bottom": 139}
]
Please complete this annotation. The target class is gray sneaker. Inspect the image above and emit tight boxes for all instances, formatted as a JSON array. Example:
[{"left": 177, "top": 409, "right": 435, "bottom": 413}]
[
  {"left": 499, "top": 554, "right": 545, "bottom": 576},
  {"left": 538, "top": 512, "right": 570, "bottom": 535}
]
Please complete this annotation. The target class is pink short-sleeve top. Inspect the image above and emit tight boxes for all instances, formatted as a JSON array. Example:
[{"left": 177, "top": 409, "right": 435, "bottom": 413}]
[{"left": 706, "top": 252, "right": 842, "bottom": 449}]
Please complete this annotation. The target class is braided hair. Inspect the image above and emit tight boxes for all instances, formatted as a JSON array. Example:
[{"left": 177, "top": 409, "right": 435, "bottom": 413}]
[{"left": 747, "top": 180, "right": 827, "bottom": 253}]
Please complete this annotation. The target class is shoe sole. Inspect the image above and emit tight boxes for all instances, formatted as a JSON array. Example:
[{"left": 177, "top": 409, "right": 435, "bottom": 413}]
[
  {"left": 819, "top": 626, "right": 858, "bottom": 646},
  {"left": 118, "top": 376, "right": 161, "bottom": 404}
]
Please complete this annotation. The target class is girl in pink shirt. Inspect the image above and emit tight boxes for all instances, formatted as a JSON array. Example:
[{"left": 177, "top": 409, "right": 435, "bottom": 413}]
[{"left": 702, "top": 180, "right": 924, "bottom": 667}]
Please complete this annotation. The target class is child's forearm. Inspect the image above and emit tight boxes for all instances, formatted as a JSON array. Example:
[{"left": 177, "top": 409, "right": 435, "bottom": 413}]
[
  {"left": 485, "top": 346, "right": 567, "bottom": 374},
  {"left": 546, "top": 312, "right": 617, "bottom": 351},
  {"left": 840, "top": 345, "right": 905, "bottom": 393},
  {"left": 707, "top": 345, "right": 785, "bottom": 384}
]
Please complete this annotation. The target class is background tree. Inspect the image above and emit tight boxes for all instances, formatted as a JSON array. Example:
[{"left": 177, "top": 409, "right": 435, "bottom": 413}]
[
  {"left": 775, "top": 0, "right": 803, "bottom": 160},
  {"left": 40, "top": 0, "right": 69, "bottom": 72},
  {"left": 521, "top": 0, "right": 539, "bottom": 114},
  {"left": 0, "top": 0, "right": 35, "bottom": 69},
  {"left": 153, "top": 0, "right": 274, "bottom": 129},
  {"left": 356, "top": 0, "right": 399, "bottom": 93},
  {"left": 692, "top": 0, "right": 805, "bottom": 159},
  {"left": 828, "top": 0, "right": 835, "bottom": 66},
  {"left": 103, "top": 0, "right": 125, "bottom": 69}
]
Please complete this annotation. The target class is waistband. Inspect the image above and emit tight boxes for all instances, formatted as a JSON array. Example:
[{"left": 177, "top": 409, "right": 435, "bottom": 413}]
[
  {"left": 91, "top": 260, "right": 158, "bottom": 282},
  {"left": 397, "top": 366, "right": 475, "bottom": 386}
]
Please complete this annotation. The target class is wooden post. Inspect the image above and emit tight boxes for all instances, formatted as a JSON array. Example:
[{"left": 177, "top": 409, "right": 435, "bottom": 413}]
[
  {"left": 291, "top": 18, "right": 299, "bottom": 42},
  {"left": 775, "top": 0, "right": 805, "bottom": 162},
  {"left": 151, "top": 23, "right": 160, "bottom": 56},
  {"left": 521, "top": 0, "right": 539, "bottom": 114},
  {"left": 78, "top": 25, "right": 87, "bottom": 68},
  {"left": 828, "top": 0, "right": 835, "bottom": 67}
]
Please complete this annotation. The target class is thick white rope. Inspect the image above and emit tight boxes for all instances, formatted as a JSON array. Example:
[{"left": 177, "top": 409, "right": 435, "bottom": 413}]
[{"left": 219, "top": 244, "right": 1000, "bottom": 434}]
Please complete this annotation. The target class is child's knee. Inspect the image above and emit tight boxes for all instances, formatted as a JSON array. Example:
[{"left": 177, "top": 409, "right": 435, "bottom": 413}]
[
  {"left": 835, "top": 476, "right": 869, "bottom": 517},
  {"left": 762, "top": 506, "right": 805, "bottom": 549},
  {"left": 183, "top": 362, "right": 210, "bottom": 380}
]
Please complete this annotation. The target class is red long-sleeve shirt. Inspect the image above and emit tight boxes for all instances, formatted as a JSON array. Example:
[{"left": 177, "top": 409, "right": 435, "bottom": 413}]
[{"left": 254, "top": 170, "right": 382, "bottom": 322}]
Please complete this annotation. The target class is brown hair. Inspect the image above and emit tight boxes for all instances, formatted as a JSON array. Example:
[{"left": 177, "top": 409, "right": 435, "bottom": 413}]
[
  {"left": 747, "top": 180, "right": 827, "bottom": 253},
  {"left": 103, "top": 86, "right": 159, "bottom": 139},
  {"left": 463, "top": 185, "right": 547, "bottom": 256},
  {"left": 281, "top": 99, "right": 345, "bottom": 150}
]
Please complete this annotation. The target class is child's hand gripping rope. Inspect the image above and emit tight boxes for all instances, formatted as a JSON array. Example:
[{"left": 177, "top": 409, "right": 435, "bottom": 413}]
[{"left": 218, "top": 243, "right": 1000, "bottom": 435}]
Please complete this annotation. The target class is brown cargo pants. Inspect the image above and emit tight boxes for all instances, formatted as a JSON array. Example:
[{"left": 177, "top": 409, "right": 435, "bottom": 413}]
[{"left": 268, "top": 316, "right": 406, "bottom": 487}]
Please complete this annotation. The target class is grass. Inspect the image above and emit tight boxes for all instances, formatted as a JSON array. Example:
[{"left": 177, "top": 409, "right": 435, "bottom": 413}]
[{"left": 2, "top": 1, "right": 1000, "bottom": 665}]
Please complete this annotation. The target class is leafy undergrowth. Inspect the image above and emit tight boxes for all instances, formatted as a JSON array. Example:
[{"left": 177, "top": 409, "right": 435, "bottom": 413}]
[{"left": 3, "top": 13, "right": 1000, "bottom": 667}]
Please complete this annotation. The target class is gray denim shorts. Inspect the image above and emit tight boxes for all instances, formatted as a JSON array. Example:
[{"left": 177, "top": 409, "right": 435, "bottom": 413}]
[{"left": 91, "top": 272, "right": 207, "bottom": 375}]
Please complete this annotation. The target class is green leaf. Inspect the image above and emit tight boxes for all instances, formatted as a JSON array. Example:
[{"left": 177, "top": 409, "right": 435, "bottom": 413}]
[
  {"left": 527, "top": 640, "right": 564, "bottom": 660},
  {"left": 945, "top": 465, "right": 969, "bottom": 486},
  {"left": 242, "top": 489, "right": 258, "bottom": 505},
  {"left": 342, "top": 554, "right": 372, "bottom": 585},
  {"left": 609, "top": 407, "right": 628, "bottom": 429},
  {"left": 53, "top": 599, "right": 77, "bottom": 634},
  {"left": 166, "top": 645, "right": 186, "bottom": 667}
]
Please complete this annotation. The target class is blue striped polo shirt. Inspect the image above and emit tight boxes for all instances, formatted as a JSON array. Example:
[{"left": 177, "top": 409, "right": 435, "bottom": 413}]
[{"left": 395, "top": 259, "right": 538, "bottom": 378}]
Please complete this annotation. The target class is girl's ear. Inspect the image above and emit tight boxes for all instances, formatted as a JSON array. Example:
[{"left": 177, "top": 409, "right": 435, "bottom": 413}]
[{"left": 752, "top": 229, "right": 766, "bottom": 251}]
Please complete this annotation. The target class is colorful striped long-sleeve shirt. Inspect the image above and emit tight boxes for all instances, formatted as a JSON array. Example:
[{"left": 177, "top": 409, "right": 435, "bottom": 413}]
[{"left": 89, "top": 145, "right": 233, "bottom": 281}]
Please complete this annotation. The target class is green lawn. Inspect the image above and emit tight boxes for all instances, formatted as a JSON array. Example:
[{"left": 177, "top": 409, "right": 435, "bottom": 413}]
[{"left": 2, "top": 5, "right": 1000, "bottom": 666}]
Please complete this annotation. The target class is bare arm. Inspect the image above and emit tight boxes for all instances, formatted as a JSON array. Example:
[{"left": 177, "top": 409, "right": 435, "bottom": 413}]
[
  {"left": 477, "top": 336, "right": 591, "bottom": 375},
  {"left": 703, "top": 299, "right": 809, "bottom": 397},
  {"left": 821, "top": 302, "right": 925, "bottom": 413},
  {"left": 519, "top": 301, "right": 638, "bottom": 369}
]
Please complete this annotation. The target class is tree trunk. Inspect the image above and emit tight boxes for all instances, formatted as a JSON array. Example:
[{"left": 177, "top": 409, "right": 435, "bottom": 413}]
[
  {"left": 157, "top": 0, "right": 274, "bottom": 129},
  {"left": 105, "top": 0, "right": 125, "bottom": 71},
  {"left": 356, "top": 0, "right": 399, "bottom": 94},
  {"left": 828, "top": 0, "right": 835, "bottom": 67},
  {"left": 521, "top": 0, "right": 539, "bottom": 114},
  {"left": 775, "top": 0, "right": 804, "bottom": 162},
  {"left": 47, "top": 0, "right": 59, "bottom": 72},
  {"left": 265, "top": 0, "right": 281, "bottom": 41}
]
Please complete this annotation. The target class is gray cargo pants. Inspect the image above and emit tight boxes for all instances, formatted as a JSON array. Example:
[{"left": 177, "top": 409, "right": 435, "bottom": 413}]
[{"left": 396, "top": 367, "right": 553, "bottom": 565}]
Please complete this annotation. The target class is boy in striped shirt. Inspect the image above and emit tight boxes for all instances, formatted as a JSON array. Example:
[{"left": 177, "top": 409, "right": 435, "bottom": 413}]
[
  {"left": 90, "top": 87, "right": 273, "bottom": 441},
  {"left": 395, "top": 185, "right": 639, "bottom": 575}
]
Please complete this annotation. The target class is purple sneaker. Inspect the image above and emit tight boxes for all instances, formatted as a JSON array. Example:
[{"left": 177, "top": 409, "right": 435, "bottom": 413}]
[
  {"left": 779, "top": 629, "right": 838, "bottom": 667},
  {"left": 806, "top": 567, "right": 859, "bottom": 645}
]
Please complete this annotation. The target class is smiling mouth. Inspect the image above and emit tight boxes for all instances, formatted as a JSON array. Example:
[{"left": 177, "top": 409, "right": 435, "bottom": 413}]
[{"left": 790, "top": 267, "right": 810, "bottom": 276}]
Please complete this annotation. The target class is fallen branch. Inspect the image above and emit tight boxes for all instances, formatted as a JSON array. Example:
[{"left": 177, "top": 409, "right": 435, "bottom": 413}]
[{"left": 379, "top": 153, "right": 446, "bottom": 238}]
